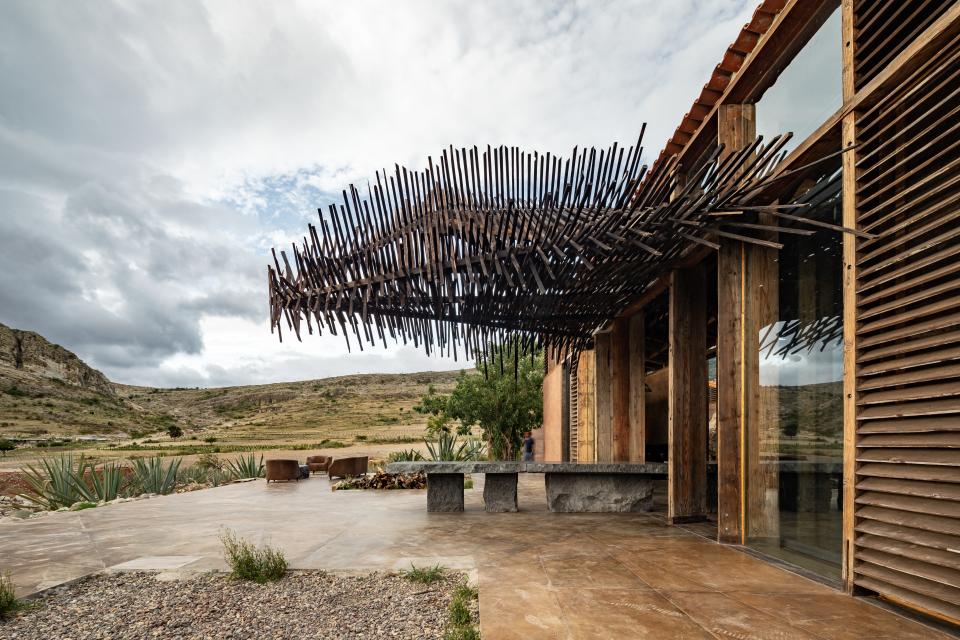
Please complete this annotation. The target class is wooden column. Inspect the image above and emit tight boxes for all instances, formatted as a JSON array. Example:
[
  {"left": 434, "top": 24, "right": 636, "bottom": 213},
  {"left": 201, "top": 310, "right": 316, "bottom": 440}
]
[
  {"left": 594, "top": 333, "right": 613, "bottom": 462},
  {"left": 576, "top": 350, "right": 596, "bottom": 463},
  {"left": 668, "top": 264, "right": 708, "bottom": 523},
  {"left": 611, "top": 318, "right": 631, "bottom": 461},
  {"left": 840, "top": 0, "right": 858, "bottom": 594},
  {"left": 716, "top": 103, "right": 756, "bottom": 544},
  {"left": 629, "top": 312, "right": 646, "bottom": 463}
]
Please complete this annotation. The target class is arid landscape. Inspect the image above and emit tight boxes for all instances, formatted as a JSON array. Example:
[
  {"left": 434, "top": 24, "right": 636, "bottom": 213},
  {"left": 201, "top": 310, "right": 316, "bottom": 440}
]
[{"left": 0, "top": 322, "right": 461, "bottom": 472}]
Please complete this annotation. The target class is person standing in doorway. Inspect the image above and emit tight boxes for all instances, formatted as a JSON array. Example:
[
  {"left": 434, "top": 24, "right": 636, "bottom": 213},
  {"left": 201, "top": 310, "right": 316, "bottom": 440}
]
[{"left": 522, "top": 431, "right": 535, "bottom": 461}]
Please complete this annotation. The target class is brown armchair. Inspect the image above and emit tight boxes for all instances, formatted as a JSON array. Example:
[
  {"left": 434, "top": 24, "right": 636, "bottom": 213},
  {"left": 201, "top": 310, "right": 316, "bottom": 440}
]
[
  {"left": 327, "top": 456, "right": 368, "bottom": 479},
  {"left": 265, "top": 459, "right": 300, "bottom": 482},
  {"left": 306, "top": 455, "right": 331, "bottom": 474}
]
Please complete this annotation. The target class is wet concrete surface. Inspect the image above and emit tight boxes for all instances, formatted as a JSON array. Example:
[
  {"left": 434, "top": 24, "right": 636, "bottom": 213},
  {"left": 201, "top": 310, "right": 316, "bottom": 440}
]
[{"left": 0, "top": 474, "right": 951, "bottom": 639}]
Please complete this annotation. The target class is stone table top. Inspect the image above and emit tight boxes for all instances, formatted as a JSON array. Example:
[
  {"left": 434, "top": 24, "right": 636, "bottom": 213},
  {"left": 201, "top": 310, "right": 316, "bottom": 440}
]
[{"left": 386, "top": 461, "right": 669, "bottom": 474}]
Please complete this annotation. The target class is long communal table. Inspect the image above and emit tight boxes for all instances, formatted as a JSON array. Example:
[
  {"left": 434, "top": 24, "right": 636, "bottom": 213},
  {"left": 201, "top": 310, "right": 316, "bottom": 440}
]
[{"left": 386, "top": 461, "right": 668, "bottom": 513}]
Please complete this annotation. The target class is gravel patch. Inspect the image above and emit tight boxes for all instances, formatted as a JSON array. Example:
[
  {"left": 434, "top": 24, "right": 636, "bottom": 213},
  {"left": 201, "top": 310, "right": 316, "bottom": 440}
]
[{"left": 0, "top": 570, "right": 478, "bottom": 640}]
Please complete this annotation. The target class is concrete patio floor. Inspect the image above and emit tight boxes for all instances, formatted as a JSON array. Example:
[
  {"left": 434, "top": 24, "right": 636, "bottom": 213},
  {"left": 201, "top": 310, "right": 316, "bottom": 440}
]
[{"left": 0, "top": 474, "right": 952, "bottom": 639}]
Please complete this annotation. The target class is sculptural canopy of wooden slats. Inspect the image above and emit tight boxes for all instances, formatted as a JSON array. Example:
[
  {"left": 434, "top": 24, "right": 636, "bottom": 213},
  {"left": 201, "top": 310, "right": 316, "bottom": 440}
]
[{"left": 267, "top": 127, "right": 863, "bottom": 362}]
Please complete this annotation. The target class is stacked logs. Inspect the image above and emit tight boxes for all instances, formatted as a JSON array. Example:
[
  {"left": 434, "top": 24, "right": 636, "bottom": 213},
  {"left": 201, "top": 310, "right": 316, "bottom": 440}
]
[{"left": 268, "top": 127, "right": 866, "bottom": 363}]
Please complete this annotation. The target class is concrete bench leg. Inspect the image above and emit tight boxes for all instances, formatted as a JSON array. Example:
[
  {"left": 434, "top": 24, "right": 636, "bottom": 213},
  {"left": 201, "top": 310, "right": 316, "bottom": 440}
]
[
  {"left": 427, "top": 473, "right": 464, "bottom": 512},
  {"left": 483, "top": 473, "right": 518, "bottom": 512},
  {"left": 545, "top": 473, "right": 655, "bottom": 512}
]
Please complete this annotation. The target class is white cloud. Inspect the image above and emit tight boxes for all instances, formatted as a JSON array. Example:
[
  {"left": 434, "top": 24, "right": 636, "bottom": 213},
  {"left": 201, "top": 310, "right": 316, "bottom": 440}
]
[{"left": 0, "top": 0, "right": 757, "bottom": 386}]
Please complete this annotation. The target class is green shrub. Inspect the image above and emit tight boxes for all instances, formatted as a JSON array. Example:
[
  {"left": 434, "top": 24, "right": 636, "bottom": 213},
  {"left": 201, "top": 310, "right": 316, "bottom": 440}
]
[
  {"left": 195, "top": 453, "right": 225, "bottom": 472},
  {"left": 180, "top": 465, "right": 229, "bottom": 487},
  {"left": 0, "top": 438, "right": 16, "bottom": 456},
  {"left": 203, "top": 436, "right": 217, "bottom": 443},
  {"left": 227, "top": 453, "right": 264, "bottom": 479},
  {"left": 0, "top": 572, "right": 20, "bottom": 618},
  {"left": 463, "top": 478, "right": 474, "bottom": 490},
  {"left": 220, "top": 529, "right": 287, "bottom": 583},
  {"left": 167, "top": 425, "right": 183, "bottom": 439},
  {"left": 400, "top": 563, "right": 444, "bottom": 584}
]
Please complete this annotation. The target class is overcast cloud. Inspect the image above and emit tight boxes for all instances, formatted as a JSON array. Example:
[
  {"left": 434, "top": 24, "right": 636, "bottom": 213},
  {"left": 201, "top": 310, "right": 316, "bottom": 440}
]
[{"left": 0, "top": 0, "right": 756, "bottom": 387}]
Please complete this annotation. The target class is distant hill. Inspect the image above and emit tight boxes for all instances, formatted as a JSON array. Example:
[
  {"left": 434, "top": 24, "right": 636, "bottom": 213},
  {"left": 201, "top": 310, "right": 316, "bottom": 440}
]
[
  {"left": 0, "top": 323, "right": 113, "bottom": 396},
  {"left": 0, "top": 322, "right": 461, "bottom": 443}
]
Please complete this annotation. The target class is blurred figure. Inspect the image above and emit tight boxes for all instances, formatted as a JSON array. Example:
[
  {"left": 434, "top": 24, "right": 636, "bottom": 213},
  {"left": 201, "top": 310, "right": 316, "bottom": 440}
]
[{"left": 522, "top": 430, "right": 535, "bottom": 462}]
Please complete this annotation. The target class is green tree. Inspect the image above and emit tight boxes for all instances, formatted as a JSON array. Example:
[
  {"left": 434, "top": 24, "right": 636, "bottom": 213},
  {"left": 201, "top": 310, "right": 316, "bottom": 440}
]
[
  {"left": 447, "top": 344, "right": 544, "bottom": 459},
  {"left": 167, "top": 424, "right": 183, "bottom": 439},
  {"left": 413, "top": 384, "right": 457, "bottom": 437},
  {"left": 0, "top": 438, "right": 14, "bottom": 457}
]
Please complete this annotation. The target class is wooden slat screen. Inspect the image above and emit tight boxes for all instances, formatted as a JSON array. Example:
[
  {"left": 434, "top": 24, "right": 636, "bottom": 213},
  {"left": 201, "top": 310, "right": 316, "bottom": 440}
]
[
  {"left": 853, "top": 23, "right": 960, "bottom": 622},
  {"left": 569, "top": 364, "right": 579, "bottom": 462},
  {"left": 853, "top": 0, "right": 954, "bottom": 88}
]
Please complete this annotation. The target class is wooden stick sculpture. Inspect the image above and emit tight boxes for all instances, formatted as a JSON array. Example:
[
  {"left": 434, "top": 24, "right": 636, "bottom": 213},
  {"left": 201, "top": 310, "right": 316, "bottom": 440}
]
[{"left": 267, "top": 127, "right": 866, "bottom": 365}]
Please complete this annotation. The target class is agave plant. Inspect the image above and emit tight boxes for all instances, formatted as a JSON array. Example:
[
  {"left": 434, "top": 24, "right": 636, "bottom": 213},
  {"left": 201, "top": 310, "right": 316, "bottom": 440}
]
[
  {"left": 180, "top": 464, "right": 232, "bottom": 487},
  {"left": 18, "top": 454, "right": 89, "bottom": 509},
  {"left": 424, "top": 433, "right": 486, "bottom": 462},
  {"left": 387, "top": 449, "right": 424, "bottom": 463},
  {"left": 86, "top": 461, "right": 123, "bottom": 502},
  {"left": 226, "top": 453, "right": 264, "bottom": 480},
  {"left": 129, "top": 456, "right": 181, "bottom": 495}
]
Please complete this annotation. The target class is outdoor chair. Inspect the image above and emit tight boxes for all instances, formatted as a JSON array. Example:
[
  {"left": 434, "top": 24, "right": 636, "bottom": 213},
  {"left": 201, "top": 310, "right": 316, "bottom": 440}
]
[
  {"left": 327, "top": 456, "right": 368, "bottom": 479},
  {"left": 306, "top": 455, "right": 332, "bottom": 474},
  {"left": 265, "top": 459, "right": 301, "bottom": 482}
]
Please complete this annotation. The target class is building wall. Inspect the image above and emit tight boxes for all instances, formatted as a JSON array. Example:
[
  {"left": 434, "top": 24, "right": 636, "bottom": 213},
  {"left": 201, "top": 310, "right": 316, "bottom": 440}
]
[{"left": 542, "top": 360, "right": 564, "bottom": 462}]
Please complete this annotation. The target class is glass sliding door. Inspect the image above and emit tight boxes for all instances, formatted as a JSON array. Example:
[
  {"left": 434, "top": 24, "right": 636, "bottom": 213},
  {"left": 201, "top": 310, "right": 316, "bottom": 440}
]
[{"left": 745, "top": 172, "right": 844, "bottom": 581}]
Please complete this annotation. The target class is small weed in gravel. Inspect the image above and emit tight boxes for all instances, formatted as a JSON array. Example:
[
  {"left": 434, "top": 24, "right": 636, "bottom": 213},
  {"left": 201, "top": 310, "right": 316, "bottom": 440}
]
[
  {"left": 444, "top": 627, "right": 481, "bottom": 640},
  {"left": 401, "top": 563, "right": 445, "bottom": 584},
  {"left": 220, "top": 528, "right": 287, "bottom": 583},
  {"left": 445, "top": 582, "right": 480, "bottom": 639},
  {"left": 1, "top": 571, "right": 22, "bottom": 618},
  {"left": 448, "top": 595, "right": 471, "bottom": 626}
]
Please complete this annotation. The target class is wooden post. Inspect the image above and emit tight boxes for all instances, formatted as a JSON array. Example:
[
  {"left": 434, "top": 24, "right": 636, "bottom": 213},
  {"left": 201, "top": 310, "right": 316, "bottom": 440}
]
[
  {"left": 629, "top": 312, "right": 646, "bottom": 463},
  {"left": 668, "top": 264, "right": 708, "bottom": 523},
  {"left": 577, "top": 350, "right": 596, "bottom": 463},
  {"left": 561, "top": 360, "right": 571, "bottom": 463},
  {"left": 611, "top": 318, "right": 631, "bottom": 461},
  {"left": 716, "top": 103, "right": 756, "bottom": 544},
  {"left": 840, "top": 0, "right": 858, "bottom": 594},
  {"left": 594, "top": 333, "right": 613, "bottom": 462}
]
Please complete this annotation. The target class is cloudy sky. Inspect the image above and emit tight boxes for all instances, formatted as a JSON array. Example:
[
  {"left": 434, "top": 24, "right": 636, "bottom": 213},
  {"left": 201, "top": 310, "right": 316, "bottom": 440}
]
[{"left": 0, "top": 0, "right": 761, "bottom": 388}]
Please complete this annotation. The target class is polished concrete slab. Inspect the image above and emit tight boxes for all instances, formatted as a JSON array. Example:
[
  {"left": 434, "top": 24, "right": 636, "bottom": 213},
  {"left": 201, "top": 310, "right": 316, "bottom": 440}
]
[{"left": 0, "top": 475, "right": 952, "bottom": 639}]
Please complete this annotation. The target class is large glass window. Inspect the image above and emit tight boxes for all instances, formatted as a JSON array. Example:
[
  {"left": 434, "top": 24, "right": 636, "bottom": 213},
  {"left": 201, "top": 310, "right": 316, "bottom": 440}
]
[
  {"left": 755, "top": 7, "right": 842, "bottom": 157},
  {"left": 745, "top": 170, "right": 844, "bottom": 581}
]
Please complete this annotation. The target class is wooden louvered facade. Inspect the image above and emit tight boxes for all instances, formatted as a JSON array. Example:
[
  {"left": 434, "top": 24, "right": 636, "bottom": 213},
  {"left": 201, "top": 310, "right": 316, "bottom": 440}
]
[
  {"left": 542, "top": 0, "right": 960, "bottom": 627},
  {"left": 848, "top": 0, "right": 960, "bottom": 623}
]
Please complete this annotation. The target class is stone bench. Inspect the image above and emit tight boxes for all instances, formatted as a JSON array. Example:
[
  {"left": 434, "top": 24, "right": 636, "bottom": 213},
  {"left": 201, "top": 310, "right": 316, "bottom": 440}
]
[{"left": 386, "top": 461, "right": 667, "bottom": 513}]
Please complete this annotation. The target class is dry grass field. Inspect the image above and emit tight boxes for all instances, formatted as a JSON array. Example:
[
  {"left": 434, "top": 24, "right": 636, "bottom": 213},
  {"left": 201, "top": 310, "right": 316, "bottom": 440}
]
[{"left": 0, "top": 368, "right": 462, "bottom": 471}]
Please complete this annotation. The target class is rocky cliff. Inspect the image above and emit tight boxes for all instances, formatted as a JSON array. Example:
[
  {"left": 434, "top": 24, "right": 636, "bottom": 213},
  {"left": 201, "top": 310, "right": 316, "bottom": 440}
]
[{"left": 0, "top": 323, "right": 115, "bottom": 397}]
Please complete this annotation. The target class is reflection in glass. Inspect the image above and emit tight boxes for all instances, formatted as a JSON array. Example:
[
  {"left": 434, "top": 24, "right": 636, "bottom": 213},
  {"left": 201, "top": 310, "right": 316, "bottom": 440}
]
[
  {"left": 756, "top": 7, "right": 842, "bottom": 157},
  {"left": 745, "top": 172, "right": 843, "bottom": 581}
]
